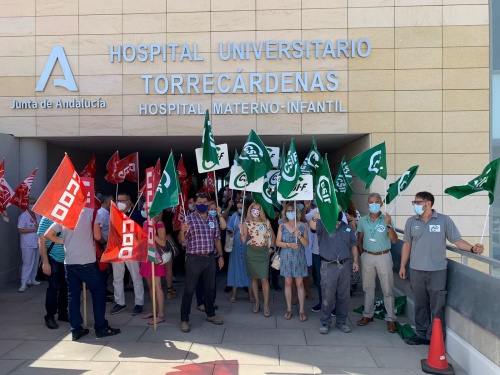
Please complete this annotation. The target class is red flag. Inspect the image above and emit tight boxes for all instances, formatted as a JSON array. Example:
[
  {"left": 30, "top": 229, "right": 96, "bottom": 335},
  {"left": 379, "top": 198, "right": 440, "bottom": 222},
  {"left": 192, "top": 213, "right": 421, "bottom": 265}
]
[
  {"left": 79, "top": 154, "right": 96, "bottom": 178},
  {"left": 154, "top": 158, "right": 161, "bottom": 189},
  {"left": 105, "top": 151, "right": 121, "bottom": 184},
  {"left": 101, "top": 202, "right": 148, "bottom": 262},
  {"left": 0, "top": 159, "right": 14, "bottom": 222},
  {"left": 32, "top": 155, "right": 86, "bottom": 230},
  {"left": 177, "top": 155, "right": 187, "bottom": 183},
  {"left": 10, "top": 168, "right": 38, "bottom": 210},
  {"left": 206, "top": 171, "right": 216, "bottom": 193},
  {"left": 80, "top": 177, "right": 95, "bottom": 209},
  {"left": 116, "top": 152, "right": 139, "bottom": 183}
]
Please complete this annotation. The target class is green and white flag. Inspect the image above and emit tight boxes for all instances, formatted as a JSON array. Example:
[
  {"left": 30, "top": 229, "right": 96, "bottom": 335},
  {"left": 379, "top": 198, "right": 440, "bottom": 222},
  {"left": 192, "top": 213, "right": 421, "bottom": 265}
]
[
  {"left": 348, "top": 142, "right": 387, "bottom": 189},
  {"left": 201, "top": 109, "right": 219, "bottom": 166},
  {"left": 238, "top": 129, "right": 273, "bottom": 184},
  {"left": 277, "top": 138, "right": 300, "bottom": 199},
  {"left": 340, "top": 155, "right": 353, "bottom": 185},
  {"left": 334, "top": 162, "right": 354, "bottom": 211},
  {"left": 149, "top": 152, "right": 179, "bottom": 218},
  {"left": 316, "top": 156, "right": 339, "bottom": 234},
  {"left": 445, "top": 157, "right": 500, "bottom": 205},
  {"left": 300, "top": 137, "right": 322, "bottom": 176},
  {"left": 385, "top": 165, "right": 419, "bottom": 204}
]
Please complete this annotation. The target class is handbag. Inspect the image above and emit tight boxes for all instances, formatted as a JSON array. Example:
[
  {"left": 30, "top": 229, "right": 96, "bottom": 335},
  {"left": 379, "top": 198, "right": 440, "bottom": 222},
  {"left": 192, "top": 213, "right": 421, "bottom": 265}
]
[
  {"left": 271, "top": 250, "right": 281, "bottom": 270},
  {"left": 155, "top": 242, "right": 172, "bottom": 265},
  {"left": 224, "top": 231, "right": 234, "bottom": 253}
]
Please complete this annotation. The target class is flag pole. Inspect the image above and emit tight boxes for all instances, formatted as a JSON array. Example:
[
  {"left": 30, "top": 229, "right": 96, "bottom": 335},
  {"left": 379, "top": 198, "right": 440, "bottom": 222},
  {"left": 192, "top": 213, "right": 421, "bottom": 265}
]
[
  {"left": 388, "top": 191, "right": 403, "bottom": 215},
  {"left": 383, "top": 178, "right": 387, "bottom": 213},
  {"left": 214, "top": 174, "right": 219, "bottom": 208},
  {"left": 480, "top": 204, "right": 490, "bottom": 245},
  {"left": 83, "top": 283, "right": 87, "bottom": 328},
  {"left": 294, "top": 200, "right": 298, "bottom": 243},
  {"left": 115, "top": 184, "right": 118, "bottom": 202},
  {"left": 131, "top": 191, "right": 143, "bottom": 213},
  {"left": 151, "top": 261, "right": 157, "bottom": 330}
]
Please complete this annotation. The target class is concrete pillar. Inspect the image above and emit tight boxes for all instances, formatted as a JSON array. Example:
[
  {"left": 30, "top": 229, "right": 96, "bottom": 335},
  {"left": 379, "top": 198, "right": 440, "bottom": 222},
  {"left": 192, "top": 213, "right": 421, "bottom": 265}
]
[{"left": 19, "top": 138, "right": 47, "bottom": 199}]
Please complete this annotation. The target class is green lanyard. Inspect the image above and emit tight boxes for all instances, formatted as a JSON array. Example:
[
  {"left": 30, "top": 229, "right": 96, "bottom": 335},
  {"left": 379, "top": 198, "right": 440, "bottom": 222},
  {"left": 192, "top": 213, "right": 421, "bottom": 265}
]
[{"left": 366, "top": 215, "right": 383, "bottom": 238}]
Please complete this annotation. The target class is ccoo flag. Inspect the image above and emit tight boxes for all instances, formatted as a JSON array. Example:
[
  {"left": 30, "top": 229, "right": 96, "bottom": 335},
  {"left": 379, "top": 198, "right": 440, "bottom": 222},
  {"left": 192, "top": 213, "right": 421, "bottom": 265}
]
[
  {"left": 348, "top": 142, "right": 387, "bottom": 189},
  {"left": 445, "top": 157, "right": 500, "bottom": 205},
  {"left": 79, "top": 154, "right": 96, "bottom": 179},
  {"left": 277, "top": 138, "right": 300, "bottom": 199},
  {"left": 315, "top": 156, "right": 339, "bottom": 234},
  {"left": 334, "top": 162, "right": 354, "bottom": 211},
  {"left": 385, "top": 165, "right": 419, "bottom": 204},
  {"left": 149, "top": 152, "right": 179, "bottom": 218},
  {"left": 0, "top": 159, "right": 14, "bottom": 222},
  {"left": 239, "top": 129, "right": 273, "bottom": 184},
  {"left": 300, "top": 137, "right": 322, "bottom": 176},
  {"left": 202, "top": 110, "right": 219, "bottom": 166},
  {"left": 10, "top": 168, "right": 38, "bottom": 210}
]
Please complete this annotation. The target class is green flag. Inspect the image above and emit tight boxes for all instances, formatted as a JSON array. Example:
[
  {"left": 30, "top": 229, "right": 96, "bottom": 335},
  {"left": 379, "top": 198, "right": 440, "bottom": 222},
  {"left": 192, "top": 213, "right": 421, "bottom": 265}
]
[
  {"left": 334, "top": 162, "right": 354, "bottom": 211},
  {"left": 445, "top": 157, "right": 500, "bottom": 205},
  {"left": 385, "top": 165, "right": 419, "bottom": 204},
  {"left": 201, "top": 109, "right": 219, "bottom": 166},
  {"left": 277, "top": 139, "right": 300, "bottom": 199},
  {"left": 149, "top": 153, "right": 179, "bottom": 218},
  {"left": 315, "top": 156, "right": 339, "bottom": 234},
  {"left": 300, "top": 137, "right": 323, "bottom": 176},
  {"left": 348, "top": 142, "right": 387, "bottom": 189},
  {"left": 238, "top": 129, "right": 273, "bottom": 184},
  {"left": 340, "top": 155, "right": 353, "bottom": 185}
]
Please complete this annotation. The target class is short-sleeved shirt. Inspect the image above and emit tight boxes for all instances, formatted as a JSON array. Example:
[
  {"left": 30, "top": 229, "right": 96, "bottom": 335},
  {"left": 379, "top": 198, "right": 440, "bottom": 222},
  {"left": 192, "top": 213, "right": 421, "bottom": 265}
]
[
  {"left": 315, "top": 219, "right": 357, "bottom": 261},
  {"left": 49, "top": 208, "right": 96, "bottom": 265},
  {"left": 95, "top": 207, "right": 110, "bottom": 242},
  {"left": 184, "top": 211, "right": 221, "bottom": 255},
  {"left": 18, "top": 211, "right": 41, "bottom": 248},
  {"left": 245, "top": 219, "right": 271, "bottom": 247},
  {"left": 357, "top": 214, "right": 394, "bottom": 253},
  {"left": 305, "top": 208, "right": 319, "bottom": 255},
  {"left": 37, "top": 217, "right": 64, "bottom": 263},
  {"left": 403, "top": 210, "right": 462, "bottom": 271}
]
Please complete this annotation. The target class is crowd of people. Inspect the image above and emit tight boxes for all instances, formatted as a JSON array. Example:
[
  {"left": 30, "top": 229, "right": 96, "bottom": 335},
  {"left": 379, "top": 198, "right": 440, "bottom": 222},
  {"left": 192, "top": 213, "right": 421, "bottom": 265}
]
[{"left": 17, "top": 185, "right": 483, "bottom": 344}]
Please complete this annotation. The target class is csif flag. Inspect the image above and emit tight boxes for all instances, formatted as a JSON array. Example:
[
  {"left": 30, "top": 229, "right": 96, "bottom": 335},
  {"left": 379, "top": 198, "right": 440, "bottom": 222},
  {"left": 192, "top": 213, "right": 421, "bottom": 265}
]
[
  {"left": 149, "top": 152, "right": 179, "bottom": 218},
  {"left": 104, "top": 151, "right": 120, "bottom": 184},
  {"left": 101, "top": 202, "right": 148, "bottom": 262},
  {"left": 445, "top": 157, "right": 500, "bottom": 205},
  {"left": 315, "top": 156, "right": 339, "bottom": 234},
  {"left": 277, "top": 138, "right": 300, "bottom": 199},
  {"left": 10, "top": 168, "right": 38, "bottom": 210},
  {"left": 0, "top": 159, "right": 14, "bottom": 222},
  {"left": 385, "top": 165, "right": 419, "bottom": 204},
  {"left": 300, "top": 137, "right": 323, "bottom": 176},
  {"left": 239, "top": 129, "right": 273, "bottom": 184},
  {"left": 79, "top": 153, "right": 96, "bottom": 178},
  {"left": 340, "top": 156, "right": 353, "bottom": 185},
  {"left": 253, "top": 169, "right": 280, "bottom": 218},
  {"left": 225, "top": 149, "right": 239, "bottom": 183},
  {"left": 116, "top": 152, "right": 139, "bottom": 183},
  {"left": 348, "top": 142, "right": 387, "bottom": 189},
  {"left": 202, "top": 110, "right": 219, "bottom": 166},
  {"left": 32, "top": 155, "right": 86, "bottom": 230},
  {"left": 334, "top": 162, "right": 354, "bottom": 211}
]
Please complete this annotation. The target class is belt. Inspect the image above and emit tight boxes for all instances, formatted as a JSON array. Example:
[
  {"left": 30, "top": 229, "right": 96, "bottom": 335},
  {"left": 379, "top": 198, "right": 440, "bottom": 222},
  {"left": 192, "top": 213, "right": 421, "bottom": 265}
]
[
  {"left": 320, "top": 256, "right": 349, "bottom": 265},
  {"left": 363, "top": 249, "right": 390, "bottom": 256},
  {"left": 188, "top": 252, "right": 213, "bottom": 257}
]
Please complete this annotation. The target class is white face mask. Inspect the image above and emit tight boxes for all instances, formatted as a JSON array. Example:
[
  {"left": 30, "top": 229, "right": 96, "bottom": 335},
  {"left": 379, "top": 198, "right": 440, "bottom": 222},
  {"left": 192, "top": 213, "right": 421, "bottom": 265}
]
[
  {"left": 141, "top": 210, "right": 147, "bottom": 218},
  {"left": 251, "top": 208, "right": 260, "bottom": 217},
  {"left": 28, "top": 204, "right": 35, "bottom": 210},
  {"left": 188, "top": 203, "right": 195, "bottom": 212},
  {"left": 117, "top": 202, "right": 127, "bottom": 212}
]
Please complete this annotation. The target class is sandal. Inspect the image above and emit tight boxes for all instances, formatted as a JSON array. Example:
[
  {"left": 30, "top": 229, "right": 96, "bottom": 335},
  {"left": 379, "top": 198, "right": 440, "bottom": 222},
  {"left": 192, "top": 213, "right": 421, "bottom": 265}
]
[
  {"left": 252, "top": 301, "right": 260, "bottom": 313},
  {"left": 283, "top": 310, "right": 293, "bottom": 320},
  {"left": 299, "top": 312, "right": 308, "bottom": 322},
  {"left": 148, "top": 315, "right": 165, "bottom": 325},
  {"left": 142, "top": 312, "right": 154, "bottom": 319},
  {"left": 263, "top": 305, "right": 271, "bottom": 317},
  {"left": 229, "top": 296, "right": 236, "bottom": 303}
]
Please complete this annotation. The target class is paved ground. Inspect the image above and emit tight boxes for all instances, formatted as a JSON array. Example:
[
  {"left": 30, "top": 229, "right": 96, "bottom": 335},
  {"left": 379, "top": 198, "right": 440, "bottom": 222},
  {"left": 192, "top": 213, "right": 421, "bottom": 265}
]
[{"left": 0, "top": 275, "right": 467, "bottom": 375}]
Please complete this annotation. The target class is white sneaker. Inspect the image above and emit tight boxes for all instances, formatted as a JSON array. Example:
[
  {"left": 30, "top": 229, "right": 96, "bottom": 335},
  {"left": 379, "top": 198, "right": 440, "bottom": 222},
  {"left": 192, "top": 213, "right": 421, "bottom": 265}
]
[
  {"left": 28, "top": 280, "right": 41, "bottom": 286},
  {"left": 18, "top": 285, "right": 27, "bottom": 292}
]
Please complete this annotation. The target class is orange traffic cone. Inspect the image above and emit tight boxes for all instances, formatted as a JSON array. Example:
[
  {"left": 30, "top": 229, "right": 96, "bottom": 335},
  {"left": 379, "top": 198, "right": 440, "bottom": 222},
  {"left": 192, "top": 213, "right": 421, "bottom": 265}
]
[{"left": 421, "top": 317, "right": 455, "bottom": 375}]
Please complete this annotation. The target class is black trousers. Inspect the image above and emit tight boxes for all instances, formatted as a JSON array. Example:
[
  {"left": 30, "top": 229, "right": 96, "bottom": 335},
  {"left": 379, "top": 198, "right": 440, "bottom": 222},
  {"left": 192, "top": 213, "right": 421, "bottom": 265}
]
[{"left": 45, "top": 257, "right": 68, "bottom": 321}]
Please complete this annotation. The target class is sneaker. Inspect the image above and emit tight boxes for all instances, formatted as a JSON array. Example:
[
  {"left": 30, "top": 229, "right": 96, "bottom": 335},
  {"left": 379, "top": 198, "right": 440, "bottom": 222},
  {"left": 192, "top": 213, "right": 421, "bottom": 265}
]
[
  {"left": 45, "top": 318, "right": 59, "bottom": 330},
  {"left": 180, "top": 321, "right": 190, "bottom": 333},
  {"left": 110, "top": 304, "right": 126, "bottom": 315},
  {"left": 319, "top": 324, "right": 330, "bottom": 334},
  {"left": 335, "top": 323, "right": 351, "bottom": 333},
  {"left": 387, "top": 321, "right": 397, "bottom": 333},
  {"left": 18, "top": 285, "right": 27, "bottom": 293},
  {"left": 357, "top": 317, "right": 374, "bottom": 326},
  {"left": 311, "top": 303, "right": 321, "bottom": 313},
  {"left": 131, "top": 305, "right": 143, "bottom": 316},
  {"left": 205, "top": 315, "right": 224, "bottom": 325},
  {"left": 27, "top": 280, "right": 41, "bottom": 286},
  {"left": 96, "top": 326, "right": 121, "bottom": 338},
  {"left": 72, "top": 328, "right": 90, "bottom": 341}
]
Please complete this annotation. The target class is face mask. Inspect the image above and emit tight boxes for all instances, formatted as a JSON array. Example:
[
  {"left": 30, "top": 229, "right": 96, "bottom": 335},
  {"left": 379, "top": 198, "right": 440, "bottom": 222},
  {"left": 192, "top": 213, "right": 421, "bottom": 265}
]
[
  {"left": 312, "top": 199, "right": 317, "bottom": 206},
  {"left": 208, "top": 210, "right": 217, "bottom": 217},
  {"left": 196, "top": 203, "right": 208, "bottom": 213},
  {"left": 188, "top": 203, "right": 195, "bottom": 212},
  {"left": 237, "top": 209, "right": 243, "bottom": 215},
  {"left": 96, "top": 193, "right": 102, "bottom": 200},
  {"left": 251, "top": 208, "right": 260, "bottom": 217},
  {"left": 117, "top": 202, "right": 127, "bottom": 212},
  {"left": 297, "top": 203, "right": 304, "bottom": 211},
  {"left": 369, "top": 203, "right": 381, "bottom": 214},
  {"left": 286, "top": 211, "right": 295, "bottom": 220},
  {"left": 338, "top": 211, "right": 343, "bottom": 222},
  {"left": 414, "top": 204, "right": 425, "bottom": 215},
  {"left": 141, "top": 210, "right": 147, "bottom": 218},
  {"left": 223, "top": 191, "right": 228, "bottom": 197}
]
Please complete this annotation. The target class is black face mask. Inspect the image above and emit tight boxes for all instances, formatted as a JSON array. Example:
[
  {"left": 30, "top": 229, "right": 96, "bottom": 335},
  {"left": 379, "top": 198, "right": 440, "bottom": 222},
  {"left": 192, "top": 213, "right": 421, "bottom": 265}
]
[{"left": 338, "top": 211, "right": 343, "bottom": 222}]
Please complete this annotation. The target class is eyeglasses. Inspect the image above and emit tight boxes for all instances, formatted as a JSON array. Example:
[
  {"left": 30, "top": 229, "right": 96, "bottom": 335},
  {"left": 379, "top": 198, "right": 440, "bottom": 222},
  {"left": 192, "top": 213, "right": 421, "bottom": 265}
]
[{"left": 411, "top": 200, "right": 426, "bottom": 205}]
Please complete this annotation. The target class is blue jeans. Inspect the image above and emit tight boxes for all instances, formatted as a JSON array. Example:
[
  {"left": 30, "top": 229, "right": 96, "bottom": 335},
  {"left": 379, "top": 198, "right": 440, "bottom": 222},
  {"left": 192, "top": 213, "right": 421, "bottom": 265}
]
[
  {"left": 65, "top": 262, "right": 108, "bottom": 334},
  {"left": 45, "top": 256, "right": 68, "bottom": 321}
]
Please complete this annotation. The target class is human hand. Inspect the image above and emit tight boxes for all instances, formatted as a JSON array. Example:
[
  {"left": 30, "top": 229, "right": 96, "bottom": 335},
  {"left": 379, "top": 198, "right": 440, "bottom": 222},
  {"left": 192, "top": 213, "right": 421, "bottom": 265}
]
[
  {"left": 399, "top": 267, "right": 406, "bottom": 279},
  {"left": 313, "top": 211, "right": 320, "bottom": 220},
  {"left": 289, "top": 242, "right": 299, "bottom": 250},
  {"left": 216, "top": 206, "right": 222, "bottom": 215},
  {"left": 473, "top": 243, "right": 484, "bottom": 254},
  {"left": 352, "top": 262, "right": 359, "bottom": 272},
  {"left": 181, "top": 222, "right": 190, "bottom": 233},
  {"left": 218, "top": 256, "right": 224, "bottom": 270},
  {"left": 384, "top": 213, "right": 392, "bottom": 226},
  {"left": 42, "top": 262, "right": 51, "bottom": 276}
]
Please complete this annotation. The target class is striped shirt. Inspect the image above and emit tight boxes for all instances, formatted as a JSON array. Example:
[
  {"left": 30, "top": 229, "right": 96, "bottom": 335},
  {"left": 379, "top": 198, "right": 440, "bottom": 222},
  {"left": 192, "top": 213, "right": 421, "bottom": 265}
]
[
  {"left": 37, "top": 217, "right": 64, "bottom": 263},
  {"left": 184, "top": 212, "right": 221, "bottom": 255}
]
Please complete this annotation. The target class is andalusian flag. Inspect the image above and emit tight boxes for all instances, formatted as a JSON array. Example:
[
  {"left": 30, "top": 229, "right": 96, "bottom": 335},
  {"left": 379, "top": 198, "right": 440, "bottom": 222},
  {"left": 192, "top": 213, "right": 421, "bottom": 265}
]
[
  {"left": 238, "top": 130, "right": 273, "bottom": 184},
  {"left": 348, "top": 142, "right": 387, "bottom": 189},
  {"left": 149, "top": 152, "right": 179, "bottom": 218},
  {"left": 201, "top": 109, "right": 219, "bottom": 166},
  {"left": 445, "top": 157, "right": 500, "bottom": 205},
  {"left": 277, "top": 139, "right": 300, "bottom": 199},
  {"left": 316, "top": 156, "right": 339, "bottom": 234},
  {"left": 385, "top": 165, "right": 419, "bottom": 204},
  {"left": 300, "top": 137, "right": 322, "bottom": 176},
  {"left": 334, "top": 163, "right": 354, "bottom": 211}
]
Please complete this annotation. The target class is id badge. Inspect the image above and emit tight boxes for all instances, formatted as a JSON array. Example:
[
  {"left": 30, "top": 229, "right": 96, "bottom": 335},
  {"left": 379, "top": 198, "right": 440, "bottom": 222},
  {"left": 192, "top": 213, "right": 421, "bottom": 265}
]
[{"left": 369, "top": 238, "right": 376, "bottom": 243}]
